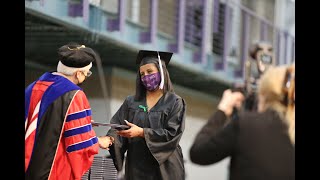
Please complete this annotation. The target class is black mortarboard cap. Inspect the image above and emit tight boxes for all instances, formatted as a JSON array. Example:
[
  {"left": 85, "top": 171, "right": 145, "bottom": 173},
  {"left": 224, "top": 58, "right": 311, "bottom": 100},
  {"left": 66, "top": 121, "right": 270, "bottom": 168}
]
[
  {"left": 136, "top": 50, "right": 173, "bottom": 66},
  {"left": 58, "top": 43, "right": 97, "bottom": 68}
]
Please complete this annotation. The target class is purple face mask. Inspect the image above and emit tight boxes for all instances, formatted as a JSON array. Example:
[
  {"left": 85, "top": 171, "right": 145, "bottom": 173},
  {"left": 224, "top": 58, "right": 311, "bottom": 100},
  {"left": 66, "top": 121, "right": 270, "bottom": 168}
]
[{"left": 141, "top": 72, "right": 161, "bottom": 91}]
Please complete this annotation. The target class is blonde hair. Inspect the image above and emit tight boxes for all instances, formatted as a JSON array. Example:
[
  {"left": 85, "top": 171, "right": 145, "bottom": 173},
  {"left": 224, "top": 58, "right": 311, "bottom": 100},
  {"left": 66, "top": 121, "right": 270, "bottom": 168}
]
[{"left": 258, "top": 64, "right": 295, "bottom": 145}]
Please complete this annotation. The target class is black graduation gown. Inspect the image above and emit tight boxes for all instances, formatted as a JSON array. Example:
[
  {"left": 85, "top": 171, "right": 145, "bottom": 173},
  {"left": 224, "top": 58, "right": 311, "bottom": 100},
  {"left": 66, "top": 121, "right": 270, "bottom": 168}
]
[{"left": 107, "top": 92, "right": 186, "bottom": 180}]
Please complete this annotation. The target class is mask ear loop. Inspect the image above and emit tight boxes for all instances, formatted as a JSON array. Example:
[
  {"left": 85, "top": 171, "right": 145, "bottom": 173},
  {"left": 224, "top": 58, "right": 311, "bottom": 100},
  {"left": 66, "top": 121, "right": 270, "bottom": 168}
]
[{"left": 157, "top": 52, "right": 165, "bottom": 89}]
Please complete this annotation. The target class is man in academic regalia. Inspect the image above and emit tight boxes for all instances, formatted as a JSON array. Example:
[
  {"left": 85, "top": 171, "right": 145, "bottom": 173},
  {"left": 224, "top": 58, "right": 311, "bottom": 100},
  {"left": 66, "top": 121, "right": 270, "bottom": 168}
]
[{"left": 25, "top": 43, "right": 113, "bottom": 180}]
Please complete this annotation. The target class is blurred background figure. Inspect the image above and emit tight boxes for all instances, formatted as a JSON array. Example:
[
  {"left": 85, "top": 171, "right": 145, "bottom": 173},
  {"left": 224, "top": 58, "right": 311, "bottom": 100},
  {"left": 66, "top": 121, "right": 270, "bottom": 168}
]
[
  {"left": 189, "top": 64, "right": 295, "bottom": 180},
  {"left": 241, "top": 41, "right": 275, "bottom": 111}
]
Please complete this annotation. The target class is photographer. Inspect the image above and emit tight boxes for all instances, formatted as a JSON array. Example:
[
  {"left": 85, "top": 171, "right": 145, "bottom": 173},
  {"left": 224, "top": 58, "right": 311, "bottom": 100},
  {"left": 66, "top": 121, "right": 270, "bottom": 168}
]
[{"left": 189, "top": 65, "right": 295, "bottom": 180}]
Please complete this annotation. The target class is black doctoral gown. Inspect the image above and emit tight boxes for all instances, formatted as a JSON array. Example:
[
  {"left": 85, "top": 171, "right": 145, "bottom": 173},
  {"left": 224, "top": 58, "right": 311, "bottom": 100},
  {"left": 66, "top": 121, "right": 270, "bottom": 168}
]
[{"left": 107, "top": 92, "right": 186, "bottom": 180}]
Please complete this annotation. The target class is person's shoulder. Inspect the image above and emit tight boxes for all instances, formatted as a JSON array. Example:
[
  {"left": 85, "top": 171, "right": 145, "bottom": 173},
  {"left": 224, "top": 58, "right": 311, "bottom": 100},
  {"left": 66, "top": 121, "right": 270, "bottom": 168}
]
[
  {"left": 125, "top": 95, "right": 135, "bottom": 102},
  {"left": 66, "top": 90, "right": 88, "bottom": 103},
  {"left": 238, "top": 110, "right": 261, "bottom": 122},
  {"left": 242, "top": 109, "right": 279, "bottom": 118},
  {"left": 166, "top": 92, "right": 182, "bottom": 100},
  {"left": 239, "top": 110, "right": 259, "bottom": 118},
  {"left": 123, "top": 95, "right": 138, "bottom": 106},
  {"left": 238, "top": 109, "right": 279, "bottom": 126},
  {"left": 165, "top": 92, "right": 186, "bottom": 105}
]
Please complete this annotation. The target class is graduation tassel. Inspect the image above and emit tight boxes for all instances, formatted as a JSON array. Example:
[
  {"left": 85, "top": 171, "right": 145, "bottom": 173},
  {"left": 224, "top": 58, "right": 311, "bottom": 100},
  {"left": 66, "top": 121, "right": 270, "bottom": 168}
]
[{"left": 157, "top": 52, "right": 165, "bottom": 89}]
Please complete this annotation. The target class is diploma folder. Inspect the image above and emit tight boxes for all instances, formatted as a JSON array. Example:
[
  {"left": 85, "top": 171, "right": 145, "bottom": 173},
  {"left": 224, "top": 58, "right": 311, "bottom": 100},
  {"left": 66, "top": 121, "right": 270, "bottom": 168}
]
[{"left": 91, "top": 122, "right": 130, "bottom": 130}]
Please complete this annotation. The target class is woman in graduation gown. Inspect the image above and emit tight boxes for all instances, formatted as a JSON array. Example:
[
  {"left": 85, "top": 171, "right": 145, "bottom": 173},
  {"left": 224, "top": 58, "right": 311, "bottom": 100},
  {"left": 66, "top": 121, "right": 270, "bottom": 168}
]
[{"left": 104, "top": 50, "right": 187, "bottom": 180}]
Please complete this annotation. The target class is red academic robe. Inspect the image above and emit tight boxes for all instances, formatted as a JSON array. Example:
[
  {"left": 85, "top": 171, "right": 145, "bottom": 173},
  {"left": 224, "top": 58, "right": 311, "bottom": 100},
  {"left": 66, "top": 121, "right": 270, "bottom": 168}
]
[{"left": 25, "top": 72, "right": 99, "bottom": 180}]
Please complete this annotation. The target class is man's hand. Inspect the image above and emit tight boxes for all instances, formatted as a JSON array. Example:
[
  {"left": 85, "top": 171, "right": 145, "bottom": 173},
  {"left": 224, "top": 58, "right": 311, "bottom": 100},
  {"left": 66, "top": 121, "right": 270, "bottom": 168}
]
[{"left": 97, "top": 136, "right": 114, "bottom": 150}]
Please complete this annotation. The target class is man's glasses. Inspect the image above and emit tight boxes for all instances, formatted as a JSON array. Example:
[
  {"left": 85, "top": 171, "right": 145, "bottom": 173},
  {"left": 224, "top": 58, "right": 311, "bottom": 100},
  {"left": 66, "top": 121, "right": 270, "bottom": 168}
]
[
  {"left": 81, "top": 70, "right": 92, "bottom": 78},
  {"left": 87, "top": 70, "right": 92, "bottom": 77}
]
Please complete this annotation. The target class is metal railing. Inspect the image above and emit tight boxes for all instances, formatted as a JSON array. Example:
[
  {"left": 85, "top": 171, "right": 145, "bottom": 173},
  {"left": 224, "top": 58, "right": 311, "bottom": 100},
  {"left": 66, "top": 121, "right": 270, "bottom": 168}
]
[{"left": 82, "top": 156, "right": 118, "bottom": 180}]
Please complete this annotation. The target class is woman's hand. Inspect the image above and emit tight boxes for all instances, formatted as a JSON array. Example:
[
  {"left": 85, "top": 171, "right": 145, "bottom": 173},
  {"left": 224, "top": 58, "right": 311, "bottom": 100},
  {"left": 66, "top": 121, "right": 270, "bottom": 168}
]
[{"left": 116, "top": 120, "right": 144, "bottom": 138}]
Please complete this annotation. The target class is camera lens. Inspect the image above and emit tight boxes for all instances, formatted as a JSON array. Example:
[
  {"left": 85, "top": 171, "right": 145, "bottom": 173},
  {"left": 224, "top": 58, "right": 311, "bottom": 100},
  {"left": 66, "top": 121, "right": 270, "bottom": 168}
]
[{"left": 261, "top": 54, "right": 272, "bottom": 64}]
